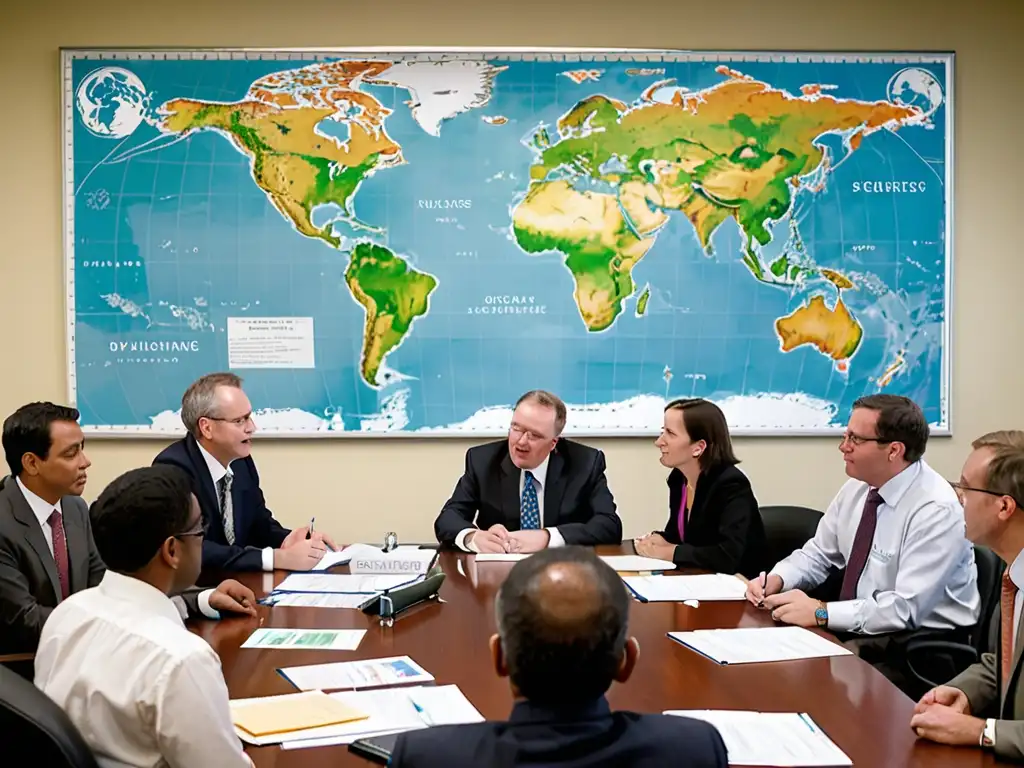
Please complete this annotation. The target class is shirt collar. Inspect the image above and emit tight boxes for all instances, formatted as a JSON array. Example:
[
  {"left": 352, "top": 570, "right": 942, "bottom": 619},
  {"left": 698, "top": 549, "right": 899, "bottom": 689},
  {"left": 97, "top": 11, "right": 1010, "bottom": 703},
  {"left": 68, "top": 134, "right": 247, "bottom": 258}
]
[
  {"left": 522, "top": 454, "right": 550, "bottom": 488},
  {"left": 876, "top": 459, "right": 923, "bottom": 508},
  {"left": 196, "top": 440, "right": 232, "bottom": 484},
  {"left": 1009, "top": 550, "right": 1024, "bottom": 593},
  {"left": 16, "top": 476, "right": 62, "bottom": 528},
  {"left": 97, "top": 570, "right": 185, "bottom": 627}
]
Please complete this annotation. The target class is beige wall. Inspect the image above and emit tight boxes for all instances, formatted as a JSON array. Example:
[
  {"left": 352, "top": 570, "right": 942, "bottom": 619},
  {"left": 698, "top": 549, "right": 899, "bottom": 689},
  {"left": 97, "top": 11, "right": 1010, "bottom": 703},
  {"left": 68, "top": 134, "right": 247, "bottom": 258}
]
[{"left": 2, "top": 0, "right": 1021, "bottom": 543}]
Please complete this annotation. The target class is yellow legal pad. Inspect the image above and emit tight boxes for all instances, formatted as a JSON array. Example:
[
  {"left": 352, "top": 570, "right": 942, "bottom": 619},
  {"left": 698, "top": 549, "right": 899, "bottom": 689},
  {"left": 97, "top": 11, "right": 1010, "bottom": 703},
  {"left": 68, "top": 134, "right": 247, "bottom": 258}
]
[{"left": 231, "top": 690, "right": 369, "bottom": 737}]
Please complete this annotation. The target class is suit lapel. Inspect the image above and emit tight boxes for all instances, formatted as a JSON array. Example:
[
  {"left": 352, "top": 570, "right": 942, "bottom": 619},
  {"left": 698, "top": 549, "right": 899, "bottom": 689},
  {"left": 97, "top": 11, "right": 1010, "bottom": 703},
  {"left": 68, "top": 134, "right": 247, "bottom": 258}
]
[
  {"left": 542, "top": 451, "right": 565, "bottom": 528},
  {"left": 500, "top": 454, "right": 521, "bottom": 529},
  {"left": 6, "top": 484, "right": 61, "bottom": 601},
  {"left": 60, "top": 497, "right": 90, "bottom": 592},
  {"left": 186, "top": 436, "right": 222, "bottom": 531}
]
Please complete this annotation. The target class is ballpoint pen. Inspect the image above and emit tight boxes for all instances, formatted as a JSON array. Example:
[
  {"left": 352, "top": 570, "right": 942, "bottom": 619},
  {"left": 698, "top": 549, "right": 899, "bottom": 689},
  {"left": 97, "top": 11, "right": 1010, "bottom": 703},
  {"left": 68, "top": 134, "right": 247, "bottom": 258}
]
[
  {"left": 306, "top": 517, "right": 315, "bottom": 539},
  {"left": 408, "top": 695, "right": 434, "bottom": 725}
]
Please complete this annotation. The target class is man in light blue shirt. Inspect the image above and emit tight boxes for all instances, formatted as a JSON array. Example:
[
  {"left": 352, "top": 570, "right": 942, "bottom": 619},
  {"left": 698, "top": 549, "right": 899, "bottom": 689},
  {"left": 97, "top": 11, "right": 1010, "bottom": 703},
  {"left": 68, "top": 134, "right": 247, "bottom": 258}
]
[{"left": 747, "top": 395, "right": 979, "bottom": 689}]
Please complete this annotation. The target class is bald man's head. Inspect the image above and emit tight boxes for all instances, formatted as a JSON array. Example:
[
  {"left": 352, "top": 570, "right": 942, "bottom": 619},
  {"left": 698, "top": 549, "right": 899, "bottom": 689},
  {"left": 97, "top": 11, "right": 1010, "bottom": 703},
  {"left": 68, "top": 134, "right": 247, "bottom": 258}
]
[{"left": 493, "top": 547, "right": 633, "bottom": 709}]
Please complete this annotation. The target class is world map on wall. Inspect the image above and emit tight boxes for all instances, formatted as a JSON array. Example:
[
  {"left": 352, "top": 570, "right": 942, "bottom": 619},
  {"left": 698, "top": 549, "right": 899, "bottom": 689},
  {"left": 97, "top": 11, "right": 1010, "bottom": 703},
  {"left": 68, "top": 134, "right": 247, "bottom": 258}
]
[{"left": 64, "top": 49, "right": 952, "bottom": 435}]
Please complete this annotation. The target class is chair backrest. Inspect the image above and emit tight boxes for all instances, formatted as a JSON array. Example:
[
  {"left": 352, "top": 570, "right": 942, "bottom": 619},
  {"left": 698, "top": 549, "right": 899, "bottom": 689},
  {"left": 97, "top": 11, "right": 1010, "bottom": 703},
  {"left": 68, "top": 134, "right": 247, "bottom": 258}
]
[
  {"left": 0, "top": 664, "right": 99, "bottom": 768},
  {"left": 971, "top": 544, "right": 1005, "bottom": 654},
  {"left": 758, "top": 505, "right": 824, "bottom": 567}
]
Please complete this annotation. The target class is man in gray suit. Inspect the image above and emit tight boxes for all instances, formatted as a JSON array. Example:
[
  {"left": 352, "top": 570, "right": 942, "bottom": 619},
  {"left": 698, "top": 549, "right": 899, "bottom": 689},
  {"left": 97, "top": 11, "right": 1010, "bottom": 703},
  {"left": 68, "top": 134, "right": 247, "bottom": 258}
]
[
  {"left": 912, "top": 430, "right": 1024, "bottom": 761},
  {"left": 0, "top": 402, "right": 257, "bottom": 656}
]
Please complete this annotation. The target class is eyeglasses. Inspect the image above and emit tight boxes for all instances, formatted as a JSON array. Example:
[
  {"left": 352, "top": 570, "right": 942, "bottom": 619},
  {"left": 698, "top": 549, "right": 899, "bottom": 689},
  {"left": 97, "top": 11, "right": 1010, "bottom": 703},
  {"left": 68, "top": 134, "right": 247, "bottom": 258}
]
[
  {"left": 949, "top": 481, "right": 1022, "bottom": 509},
  {"left": 174, "top": 520, "right": 205, "bottom": 540},
  {"left": 206, "top": 412, "right": 253, "bottom": 427},
  {"left": 839, "top": 431, "right": 891, "bottom": 447},
  {"left": 509, "top": 423, "right": 552, "bottom": 443}
]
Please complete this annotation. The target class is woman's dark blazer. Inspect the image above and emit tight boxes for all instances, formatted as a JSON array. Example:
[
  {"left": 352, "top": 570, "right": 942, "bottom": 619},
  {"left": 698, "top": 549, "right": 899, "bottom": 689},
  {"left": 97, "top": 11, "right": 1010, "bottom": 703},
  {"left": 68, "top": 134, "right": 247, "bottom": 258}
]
[{"left": 660, "top": 464, "right": 768, "bottom": 579}]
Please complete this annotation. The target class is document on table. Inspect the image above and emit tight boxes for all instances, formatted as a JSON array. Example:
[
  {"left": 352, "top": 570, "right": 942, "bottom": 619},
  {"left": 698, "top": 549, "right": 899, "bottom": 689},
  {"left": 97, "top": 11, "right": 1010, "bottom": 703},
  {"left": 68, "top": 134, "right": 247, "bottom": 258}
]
[
  {"left": 231, "top": 690, "right": 368, "bottom": 740},
  {"left": 274, "top": 573, "right": 420, "bottom": 594},
  {"left": 623, "top": 573, "right": 747, "bottom": 602},
  {"left": 313, "top": 544, "right": 434, "bottom": 572},
  {"left": 664, "top": 710, "right": 852, "bottom": 766},
  {"left": 241, "top": 628, "right": 366, "bottom": 651},
  {"left": 668, "top": 626, "right": 853, "bottom": 664},
  {"left": 473, "top": 553, "right": 529, "bottom": 562},
  {"left": 261, "top": 592, "right": 371, "bottom": 609},
  {"left": 599, "top": 555, "right": 676, "bottom": 572},
  {"left": 267, "top": 684, "right": 483, "bottom": 749},
  {"left": 279, "top": 655, "right": 434, "bottom": 691}
]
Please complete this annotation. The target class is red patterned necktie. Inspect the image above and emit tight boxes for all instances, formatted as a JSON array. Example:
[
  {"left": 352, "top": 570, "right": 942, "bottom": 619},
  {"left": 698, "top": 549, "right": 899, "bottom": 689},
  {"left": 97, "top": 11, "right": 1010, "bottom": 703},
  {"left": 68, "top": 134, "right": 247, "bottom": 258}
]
[
  {"left": 840, "top": 489, "right": 884, "bottom": 601},
  {"left": 48, "top": 509, "right": 71, "bottom": 601},
  {"left": 1001, "top": 571, "right": 1019, "bottom": 692}
]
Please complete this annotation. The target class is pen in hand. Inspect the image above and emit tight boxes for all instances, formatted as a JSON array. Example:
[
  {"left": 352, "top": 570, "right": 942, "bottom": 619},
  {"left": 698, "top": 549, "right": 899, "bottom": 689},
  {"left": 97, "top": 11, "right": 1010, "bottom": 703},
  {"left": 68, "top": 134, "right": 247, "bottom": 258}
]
[
  {"left": 306, "top": 517, "right": 315, "bottom": 540},
  {"left": 759, "top": 571, "right": 767, "bottom": 608}
]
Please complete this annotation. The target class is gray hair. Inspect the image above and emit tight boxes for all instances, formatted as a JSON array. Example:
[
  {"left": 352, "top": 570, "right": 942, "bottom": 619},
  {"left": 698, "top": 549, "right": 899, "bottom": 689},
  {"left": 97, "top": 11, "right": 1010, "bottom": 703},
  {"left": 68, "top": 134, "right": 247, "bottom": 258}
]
[
  {"left": 181, "top": 372, "right": 243, "bottom": 436},
  {"left": 514, "top": 390, "right": 567, "bottom": 436}
]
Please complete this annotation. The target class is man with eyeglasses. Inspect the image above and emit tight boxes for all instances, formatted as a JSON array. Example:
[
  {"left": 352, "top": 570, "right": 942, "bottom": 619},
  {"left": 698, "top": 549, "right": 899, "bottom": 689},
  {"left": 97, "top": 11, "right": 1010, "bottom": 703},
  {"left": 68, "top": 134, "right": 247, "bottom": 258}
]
[
  {"left": 435, "top": 390, "right": 621, "bottom": 554},
  {"left": 745, "top": 394, "right": 979, "bottom": 689},
  {"left": 154, "top": 372, "right": 337, "bottom": 571},
  {"left": 911, "top": 431, "right": 1024, "bottom": 760},
  {"left": 0, "top": 402, "right": 256, "bottom": 668},
  {"left": 35, "top": 465, "right": 254, "bottom": 767}
]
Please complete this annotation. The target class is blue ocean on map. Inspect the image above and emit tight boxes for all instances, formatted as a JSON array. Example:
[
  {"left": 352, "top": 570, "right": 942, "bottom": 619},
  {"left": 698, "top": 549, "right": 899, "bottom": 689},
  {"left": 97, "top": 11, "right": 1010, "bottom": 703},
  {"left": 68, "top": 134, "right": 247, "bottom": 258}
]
[{"left": 66, "top": 52, "right": 950, "bottom": 434}]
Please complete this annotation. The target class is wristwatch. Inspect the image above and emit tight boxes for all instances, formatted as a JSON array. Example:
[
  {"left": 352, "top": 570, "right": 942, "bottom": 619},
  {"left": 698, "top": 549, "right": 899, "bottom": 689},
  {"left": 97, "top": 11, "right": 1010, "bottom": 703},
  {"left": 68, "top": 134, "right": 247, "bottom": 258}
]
[
  {"left": 814, "top": 601, "right": 829, "bottom": 628},
  {"left": 980, "top": 718, "right": 996, "bottom": 749}
]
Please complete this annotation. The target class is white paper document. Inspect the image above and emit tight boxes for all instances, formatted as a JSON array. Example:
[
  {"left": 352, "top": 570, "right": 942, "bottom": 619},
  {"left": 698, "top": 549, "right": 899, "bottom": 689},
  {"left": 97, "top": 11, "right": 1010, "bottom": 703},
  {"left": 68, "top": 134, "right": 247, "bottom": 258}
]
[
  {"left": 664, "top": 710, "right": 852, "bottom": 766},
  {"left": 275, "top": 573, "right": 420, "bottom": 594},
  {"left": 313, "top": 544, "right": 434, "bottom": 572},
  {"left": 232, "top": 684, "right": 483, "bottom": 747},
  {"left": 279, "top": 655, "right": 434, "bottom": 692},
  {"left": 472, "top": 553, "right": 529, "bottom": 562},
  {"left": 599, "top": 555, "right": 676, "bottom": 572},
  {"left": 261, "top": 592, "right": 371, "bottom": 609},
  {"left": 668, "top": 627, "right": 853, "bottom": 664},
  {"left": 624, "top": 574, "right": 747, "bottom": 602},
  {"left": 241, "top": 628, "right": 366, "bottom": 651}
]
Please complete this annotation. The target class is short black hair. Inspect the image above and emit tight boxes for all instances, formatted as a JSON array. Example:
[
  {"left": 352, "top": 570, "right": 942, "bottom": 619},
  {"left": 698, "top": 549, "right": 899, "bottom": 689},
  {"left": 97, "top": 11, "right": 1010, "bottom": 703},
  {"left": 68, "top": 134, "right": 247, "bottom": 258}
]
[
  {"left": 852, "top": 394, "right": 929, "bottom": 463},
  {"left": 664, "top": 398, "right": 739, "bottom": 472},
  {"left": 495, "top": 547, "right": 628, "bottom": 709},
  {"left": 90, "top": 465, "right": 196, "bottom": 574},
  {"left": 2, "top": 402, "right": 81, "bottom": 477}
]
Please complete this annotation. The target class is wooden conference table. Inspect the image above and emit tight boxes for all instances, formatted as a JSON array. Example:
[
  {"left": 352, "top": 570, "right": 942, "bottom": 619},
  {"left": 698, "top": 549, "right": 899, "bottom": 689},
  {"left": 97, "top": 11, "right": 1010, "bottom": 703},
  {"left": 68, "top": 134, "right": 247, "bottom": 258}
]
[{"left": 190, "top": 546, "right": 992, "bottom": 767}]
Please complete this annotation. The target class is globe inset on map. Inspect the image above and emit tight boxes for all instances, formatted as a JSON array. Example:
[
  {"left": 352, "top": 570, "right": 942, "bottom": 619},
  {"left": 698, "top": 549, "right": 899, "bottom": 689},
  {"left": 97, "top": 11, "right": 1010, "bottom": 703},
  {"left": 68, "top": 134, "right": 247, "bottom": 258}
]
[
  {"left": 886, "top": 67, "right": 943, "bottom": 118},
  {"left": 76, "top": 66, "right": 150, "bottom": 138}
]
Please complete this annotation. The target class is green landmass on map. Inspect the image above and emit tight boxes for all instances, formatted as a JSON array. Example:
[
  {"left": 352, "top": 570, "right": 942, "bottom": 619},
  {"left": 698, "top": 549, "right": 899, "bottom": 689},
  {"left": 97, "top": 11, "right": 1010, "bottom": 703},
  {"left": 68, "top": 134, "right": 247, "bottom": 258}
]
[
  {"left": 512, "top": 67, "right": 922, "bottom": 352},
  {"left": 635, "top": 285, "right": 651, "bottom": 316},
  {"left": 345, "top": 242, "right": 438, "bottom": 385}
]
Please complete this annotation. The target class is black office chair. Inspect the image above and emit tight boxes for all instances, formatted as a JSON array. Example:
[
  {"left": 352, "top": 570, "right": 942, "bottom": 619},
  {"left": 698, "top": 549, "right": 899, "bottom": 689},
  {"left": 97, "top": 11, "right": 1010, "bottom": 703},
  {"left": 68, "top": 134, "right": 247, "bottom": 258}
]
[
  {"left": 0, "top": 663, "right": 99, "bottom": 767},
  {"left": 904, "top": 545, "right": 1005, "bottom": 692},
  {"left": 758, "top": 505, "right": 824, "bottom": 566}
]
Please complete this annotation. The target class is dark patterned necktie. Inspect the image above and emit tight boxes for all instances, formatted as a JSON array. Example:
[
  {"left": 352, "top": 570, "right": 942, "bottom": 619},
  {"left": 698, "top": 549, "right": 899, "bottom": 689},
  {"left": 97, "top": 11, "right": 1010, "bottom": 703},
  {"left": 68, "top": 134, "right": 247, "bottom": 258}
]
[
  {"left": 48, "top": 510, "right": 71, "bottom": 600},
  {"left": 218, "top": 474, "right": 235, "bottom": 545},
  {"left": 840, "top": 489, "right": 884, "bottom": 601},
  {"left": 521, "top": 471, "right": 540, "bottom": 529}
]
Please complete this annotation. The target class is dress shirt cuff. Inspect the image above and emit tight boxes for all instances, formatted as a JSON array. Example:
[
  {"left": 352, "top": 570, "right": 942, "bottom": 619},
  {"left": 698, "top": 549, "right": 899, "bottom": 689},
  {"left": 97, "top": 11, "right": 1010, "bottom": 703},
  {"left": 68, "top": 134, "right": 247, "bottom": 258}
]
[
  {"left": 824, "top": 599, "right": 861, "bottom": 633},
  {"left": 546, "top": 527, "right": 565, "bottom": 548},
  {"left": 262, "top": 547, "right": 274, "bottom": 572},
  {"left": 454, "top": 528, "right": 478, "bottom": 553},
  {"left": 198, "top": 588, "right": 220, "bottom": 620},
  {"left": 769, "top": 561, "right": 801, "bottom": 592}
]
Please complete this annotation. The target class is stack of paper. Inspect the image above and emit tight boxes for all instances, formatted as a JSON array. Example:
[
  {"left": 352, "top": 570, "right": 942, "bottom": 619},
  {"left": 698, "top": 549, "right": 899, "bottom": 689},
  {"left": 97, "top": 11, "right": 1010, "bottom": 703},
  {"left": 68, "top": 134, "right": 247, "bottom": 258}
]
[
  {"left": 241, "top": 628, "right": 366, "bottom": 651},
  {"left": 599, "top": 555, "right": 676, "bottom": 572},
  {"left": 279, "top": 655, "right": 435, "bottom": 691},
  {"left": 314, "top": 544, "right": 437, "bottom": 573},
  {"left": 231, "top": 685, "right": 483, "bottom": 748},
  {"left": 274, "top": 573, "right": 421, "bottom": 594},
  {"left": 668, "top": 627, "right": 853, "bottom": 664},
  {"left": 664, "top": 710, "right": 852, "bottom": 766},
  {"left": 473, "top": 553, "right": 528, "bottom": 562},
  {"left": 260, "top": 592, "right": 371, "bottom": 609},
  {"left": 623, "top": 574, "right": 747, "bottom": 602},
  {"left": 231, "top": 690, "right": 368, "bottom": 738}
]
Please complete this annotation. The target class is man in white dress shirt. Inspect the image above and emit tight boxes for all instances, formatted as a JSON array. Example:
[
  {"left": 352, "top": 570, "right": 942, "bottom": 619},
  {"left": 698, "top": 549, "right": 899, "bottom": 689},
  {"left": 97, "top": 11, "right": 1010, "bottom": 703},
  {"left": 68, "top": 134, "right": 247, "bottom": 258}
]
[
  {"left": 912, "top": 431, "right": 1024, "bottom": 759},
  {"left": 746, "top": 395, "right": 979, "bottom": 686},
  {"left": 35, "top": 465, "right": 253, "bottom": 768}
]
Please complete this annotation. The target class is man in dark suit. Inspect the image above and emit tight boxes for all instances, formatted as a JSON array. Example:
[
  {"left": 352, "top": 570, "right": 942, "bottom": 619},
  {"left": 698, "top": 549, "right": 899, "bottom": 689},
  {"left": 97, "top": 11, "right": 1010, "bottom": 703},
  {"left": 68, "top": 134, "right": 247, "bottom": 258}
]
[
  {"left": 435, "top": 390, "right": 621, "bottom": 554},
  {"left": 390, "top": 547, "right": 728, "bottom": 767},
  {"left": 154, "top": 373, "right": 337, "bottom": 571},
  {"left": 0, "top": 402, "right": 258, "bottom": 657}
]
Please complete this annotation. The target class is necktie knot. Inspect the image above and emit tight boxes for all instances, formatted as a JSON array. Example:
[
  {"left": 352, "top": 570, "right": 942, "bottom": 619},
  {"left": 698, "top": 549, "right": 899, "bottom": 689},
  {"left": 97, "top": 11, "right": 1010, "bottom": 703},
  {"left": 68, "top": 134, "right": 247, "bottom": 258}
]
[
  {"left": 48, "top": 509, "right": 61, "bottom": 526},
  {"left": 866, "top": 488, "right": 885, "bottom": 508}
]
